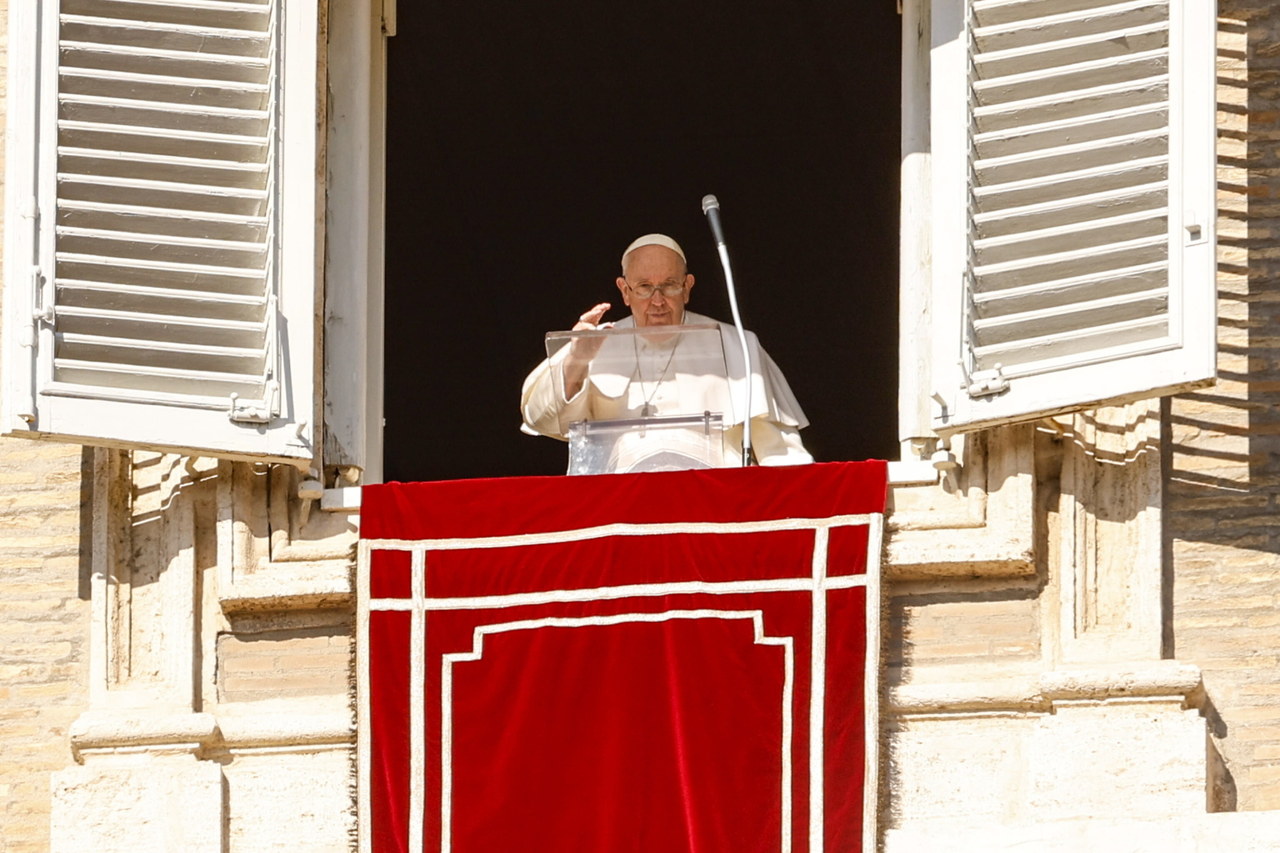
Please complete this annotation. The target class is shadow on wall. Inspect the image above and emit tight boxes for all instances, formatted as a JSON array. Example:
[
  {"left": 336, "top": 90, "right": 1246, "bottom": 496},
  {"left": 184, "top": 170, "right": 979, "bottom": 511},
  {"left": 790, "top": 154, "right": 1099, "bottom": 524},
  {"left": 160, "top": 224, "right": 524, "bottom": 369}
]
[
  {"left": 1164, "top": 5, "right": 1280, "bottom": 815},
  {"left": 1166, "top": 13, "right": 1280, "bottom": 550}
]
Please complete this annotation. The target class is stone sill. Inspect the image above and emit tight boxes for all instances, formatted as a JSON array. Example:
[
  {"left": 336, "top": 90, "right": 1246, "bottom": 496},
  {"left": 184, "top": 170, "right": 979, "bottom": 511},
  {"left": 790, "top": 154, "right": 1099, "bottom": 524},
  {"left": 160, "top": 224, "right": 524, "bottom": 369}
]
[
  {"left": 889, "top": 662, "right": 1204, "bottom": 716},
  {"left": 884, "top": 812, "right": 1280, "bottom": 852},
  {"left": 69, "top": 706, "right": 354, "bottom": 761}
]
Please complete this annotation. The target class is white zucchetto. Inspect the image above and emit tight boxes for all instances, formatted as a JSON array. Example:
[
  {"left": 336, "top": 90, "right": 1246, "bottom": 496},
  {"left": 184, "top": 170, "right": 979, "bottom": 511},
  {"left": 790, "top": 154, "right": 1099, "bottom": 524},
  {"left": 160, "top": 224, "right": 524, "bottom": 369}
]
[{"left": 620, "top": 234, "right": 686, "bottom": 270}]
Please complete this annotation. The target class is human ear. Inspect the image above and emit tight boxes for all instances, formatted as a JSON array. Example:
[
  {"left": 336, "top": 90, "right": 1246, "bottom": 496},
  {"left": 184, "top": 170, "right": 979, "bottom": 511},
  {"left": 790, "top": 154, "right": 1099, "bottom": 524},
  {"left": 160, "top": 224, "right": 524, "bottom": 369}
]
[
  {"left": 683, "top": 274, "right": 695, "bottom": 303},
  {"left": 616, "top": 276, "right": 631, "bottom": 306}
]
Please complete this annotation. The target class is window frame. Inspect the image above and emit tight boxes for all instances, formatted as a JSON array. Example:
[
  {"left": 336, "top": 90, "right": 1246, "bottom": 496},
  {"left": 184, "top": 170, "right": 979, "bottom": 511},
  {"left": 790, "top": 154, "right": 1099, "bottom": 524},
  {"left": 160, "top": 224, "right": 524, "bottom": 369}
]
[{"left": 321, "top": 0, "right": 390, "bottom": 483}]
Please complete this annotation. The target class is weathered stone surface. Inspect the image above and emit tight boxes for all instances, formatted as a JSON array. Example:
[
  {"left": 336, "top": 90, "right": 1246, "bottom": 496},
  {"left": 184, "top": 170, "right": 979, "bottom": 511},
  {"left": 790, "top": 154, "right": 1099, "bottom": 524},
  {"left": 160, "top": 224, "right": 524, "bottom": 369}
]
[
  {"left": 0, "top": 437, "right": 88, "bottom": 853},
  {"left": 51, "top": 759, "right": 224, "bottom": 853},
  {"left": 885, "top": 812, "right": 1280, "bottom": 852},
  {"left": 223, "top": 750, "right": 355, "bottom": 853}
]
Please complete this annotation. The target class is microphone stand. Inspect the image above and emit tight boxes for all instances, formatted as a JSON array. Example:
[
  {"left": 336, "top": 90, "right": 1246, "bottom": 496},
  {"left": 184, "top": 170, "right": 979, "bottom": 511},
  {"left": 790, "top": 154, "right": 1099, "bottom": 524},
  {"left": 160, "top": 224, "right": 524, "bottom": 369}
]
[{"left": 701, "top": 195, "right": 754, "bottom": 467}]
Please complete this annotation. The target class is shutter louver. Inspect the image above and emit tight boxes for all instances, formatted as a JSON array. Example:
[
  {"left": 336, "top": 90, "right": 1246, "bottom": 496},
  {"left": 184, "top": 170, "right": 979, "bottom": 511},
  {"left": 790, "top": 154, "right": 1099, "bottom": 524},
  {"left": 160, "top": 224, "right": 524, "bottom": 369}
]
[
  {"left": 3, "top": 0, "right": 319, "bottom": 461},
  {"left": 966, "top": 0, "right": 1173, "bottom": 377},
  {"left": 929, "top": 0, "right": 1216, "bottom": 432},
  {"left": 54, "top": 0, "right": 279, "bottom": 418}
]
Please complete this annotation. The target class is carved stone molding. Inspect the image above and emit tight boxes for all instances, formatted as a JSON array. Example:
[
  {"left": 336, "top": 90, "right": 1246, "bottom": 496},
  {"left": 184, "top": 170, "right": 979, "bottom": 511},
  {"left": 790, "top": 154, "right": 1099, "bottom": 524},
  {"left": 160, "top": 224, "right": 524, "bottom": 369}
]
[
  {"left": 67, "top": 706, "right": 354, "bottom": 760},
  {"left": 69, "top": 711, "right": 220, "bottom": 760},
  {"left": 89, "top": 449, "right": 215, "bottom": 710},
  {"left": 218, "top": 461, "right": 357, "bottom": 611},
  {"left": 1048, "top": 401, "right": 1164, "bottom": 665},
  {"left": 889, "top": 661, "right": 1204, "bottom": 717},
  {"left": 887, "top": 425, "right": 1037, "bottom": 578}
]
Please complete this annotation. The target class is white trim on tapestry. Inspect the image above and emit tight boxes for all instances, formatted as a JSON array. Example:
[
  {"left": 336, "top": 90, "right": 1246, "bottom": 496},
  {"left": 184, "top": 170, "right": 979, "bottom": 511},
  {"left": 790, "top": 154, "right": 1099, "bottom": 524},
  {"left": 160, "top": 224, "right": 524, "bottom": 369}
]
[
  {"left": 438, "top": 610, "right": 794, "bottom": 853},
  {"left": 357, "top": 543, "right": 373, "bottom": 851},
  {"left": 360, "top": 512, "right": 878, "bottom": 553},
  {"left": 369, "top": 575, "right": 869, "bottom": 613},
  {"left": 864, "top": 513, "right": 884, "bottom": 853},
  {"left": 409, "top": 549, "right": 427, "bottom": 853},
  {"left": 809, "top": 526, "right": 829, "bottom": 853}
]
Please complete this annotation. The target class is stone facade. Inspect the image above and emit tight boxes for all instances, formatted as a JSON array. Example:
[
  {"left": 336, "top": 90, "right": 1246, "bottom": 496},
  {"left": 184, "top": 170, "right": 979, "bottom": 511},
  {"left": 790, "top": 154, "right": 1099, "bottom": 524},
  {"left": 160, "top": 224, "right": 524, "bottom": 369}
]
[
  {"left": 23, "top": 452, "right": 358, "bottom": 853},
  {"left": 4, "top": 1, "right": 1280, "bottom": 851},
  {"left": 877, "top": 2, "right": 1280, "bottom": 845}
]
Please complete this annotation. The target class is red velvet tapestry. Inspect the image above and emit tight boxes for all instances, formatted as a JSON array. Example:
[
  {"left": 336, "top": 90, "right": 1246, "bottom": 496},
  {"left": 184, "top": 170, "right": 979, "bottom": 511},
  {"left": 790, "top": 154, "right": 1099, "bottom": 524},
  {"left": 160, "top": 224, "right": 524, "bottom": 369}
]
[{"left": 358, "top": 460, "right": 887, "bottom": 853}]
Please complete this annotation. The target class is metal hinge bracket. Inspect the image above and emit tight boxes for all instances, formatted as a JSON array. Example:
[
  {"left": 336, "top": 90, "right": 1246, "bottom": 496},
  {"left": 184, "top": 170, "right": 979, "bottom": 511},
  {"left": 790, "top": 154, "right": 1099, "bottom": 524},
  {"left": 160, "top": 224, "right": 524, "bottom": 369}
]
[
  {"left": 228, "top": 381, "right": 280, "bottom": 424},
  {"left": 965, "top": 364, "right": 1009, "bottom": 398}
]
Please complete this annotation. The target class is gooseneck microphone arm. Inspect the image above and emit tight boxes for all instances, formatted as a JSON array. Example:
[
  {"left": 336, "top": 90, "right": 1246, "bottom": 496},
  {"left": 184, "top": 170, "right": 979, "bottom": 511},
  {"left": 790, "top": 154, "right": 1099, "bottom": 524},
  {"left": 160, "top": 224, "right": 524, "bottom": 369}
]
[{"left": 701, "top": 194, "right": 754, "bottom": 467}]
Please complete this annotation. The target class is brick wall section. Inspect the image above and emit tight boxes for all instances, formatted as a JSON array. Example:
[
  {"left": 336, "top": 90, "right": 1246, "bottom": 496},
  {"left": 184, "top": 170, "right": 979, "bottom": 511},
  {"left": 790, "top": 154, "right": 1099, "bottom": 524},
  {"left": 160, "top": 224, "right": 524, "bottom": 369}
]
[
  {"left": 1168, "top": 1, "right": 1280, "bottom": 812},
  {"left": 218, "top": 619, "right": 353, "bottom": 703},
  {"left": 0, "top": 1, "right": 95, "bottom": 848},
  {"left": 886, "top": 585, "right": 1040, "bottom": 679},
  {"left": 0, "top": 441, "right": 90, "bottom": 853}
]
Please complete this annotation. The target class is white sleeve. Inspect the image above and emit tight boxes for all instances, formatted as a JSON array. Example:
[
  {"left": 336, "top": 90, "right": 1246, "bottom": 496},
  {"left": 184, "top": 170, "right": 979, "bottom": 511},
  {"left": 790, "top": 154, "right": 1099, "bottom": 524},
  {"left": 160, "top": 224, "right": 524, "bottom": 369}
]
[
  {"left": 520, "top": 356, "right": 590, "bottom": 440},
  {"left": 724, "top": 416, "right": 813, "bottom": 466}
]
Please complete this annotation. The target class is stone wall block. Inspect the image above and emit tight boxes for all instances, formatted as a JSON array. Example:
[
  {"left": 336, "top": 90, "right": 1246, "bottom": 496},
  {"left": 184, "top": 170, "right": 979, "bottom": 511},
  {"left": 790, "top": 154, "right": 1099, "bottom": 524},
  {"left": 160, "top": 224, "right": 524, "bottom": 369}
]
[
  {"left": 50, "top": 759, "right": 224, "bottom": 853},
  {"left": 1027, "top": 703, "right": 1206, "bottom": 820},
  {"left": 888, "top": 717, "right": 1034, "bottom": 829},
  {"left": 224, "top": 751, "right": 355, "bottom": 852}
]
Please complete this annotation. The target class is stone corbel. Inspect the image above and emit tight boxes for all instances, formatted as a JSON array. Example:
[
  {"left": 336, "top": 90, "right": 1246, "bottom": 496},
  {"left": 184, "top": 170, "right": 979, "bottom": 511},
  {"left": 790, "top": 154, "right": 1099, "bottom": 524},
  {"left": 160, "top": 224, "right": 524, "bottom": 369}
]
[
  {"left": 87, "top": 450, "right": 214, "bottom": 711},
  {"left": 887, "top": 424, "right": 1037, "bottom": 578},
  {"left": 218, "top": 461, "right": 357, "bottom": 612},
  {"left": 1047, "top": 401, "right": 1164, "bottom": 665}
]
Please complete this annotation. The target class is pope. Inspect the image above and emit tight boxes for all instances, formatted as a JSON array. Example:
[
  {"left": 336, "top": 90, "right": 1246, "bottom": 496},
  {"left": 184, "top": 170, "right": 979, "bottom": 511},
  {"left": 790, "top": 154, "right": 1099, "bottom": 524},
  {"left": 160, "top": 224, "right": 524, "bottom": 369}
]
[{"left": 521, "top": 233, "right": 812, "bottom": 468}]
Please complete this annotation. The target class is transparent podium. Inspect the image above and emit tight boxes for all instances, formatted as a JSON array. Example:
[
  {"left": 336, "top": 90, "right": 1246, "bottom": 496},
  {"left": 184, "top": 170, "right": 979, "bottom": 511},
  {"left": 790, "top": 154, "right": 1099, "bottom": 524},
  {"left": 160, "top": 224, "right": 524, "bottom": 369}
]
[{"left": 544, "top": 323, "right": 735, "bottom": 475}]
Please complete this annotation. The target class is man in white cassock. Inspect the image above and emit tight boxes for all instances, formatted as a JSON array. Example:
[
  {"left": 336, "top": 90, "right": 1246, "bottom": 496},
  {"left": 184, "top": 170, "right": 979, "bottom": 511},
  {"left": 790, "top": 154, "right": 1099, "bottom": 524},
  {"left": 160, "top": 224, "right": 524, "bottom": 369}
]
[{"left": 521, "top": 234, "right": 812, "bottom": 470}]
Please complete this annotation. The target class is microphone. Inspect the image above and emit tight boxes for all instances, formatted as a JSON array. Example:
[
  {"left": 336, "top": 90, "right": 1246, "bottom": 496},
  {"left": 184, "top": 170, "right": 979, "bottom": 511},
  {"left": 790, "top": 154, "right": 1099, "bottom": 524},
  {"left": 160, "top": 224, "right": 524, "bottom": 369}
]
[
  {"left": 701, "top": 194, "right": 726, "bottom": 248},
  {"left": 700, "top": 194, "right": 754, "bottom": 466}
]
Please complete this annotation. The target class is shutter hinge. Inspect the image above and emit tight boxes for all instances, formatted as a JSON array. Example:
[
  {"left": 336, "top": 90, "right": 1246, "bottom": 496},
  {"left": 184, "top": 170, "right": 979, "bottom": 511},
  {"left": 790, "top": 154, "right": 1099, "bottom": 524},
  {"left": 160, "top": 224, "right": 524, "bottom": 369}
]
[
  {"left": 17, "top": 262, "right": 46, "bottom": 423},
  {"left": 228, "top": 380, "right": 280, "bottom": 424},
  {"left": 23, "top": 199, "right": 50, "bottom": 332},
  {"left": 32, "top": 266, "right": 53, "bottom": 326},
  {"left": 15, "top": 201, "right": 43, "bottom": 424},
  {"left": 965, "top": 364, "right": 1009, "bottom": 398}
]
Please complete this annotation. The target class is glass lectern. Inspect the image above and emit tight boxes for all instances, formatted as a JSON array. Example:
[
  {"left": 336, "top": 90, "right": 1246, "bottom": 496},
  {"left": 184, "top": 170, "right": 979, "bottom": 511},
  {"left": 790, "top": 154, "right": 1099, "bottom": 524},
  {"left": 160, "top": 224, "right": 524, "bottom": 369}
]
[{"left": 543, "top": 323, "right": 733, "bottom": 475}]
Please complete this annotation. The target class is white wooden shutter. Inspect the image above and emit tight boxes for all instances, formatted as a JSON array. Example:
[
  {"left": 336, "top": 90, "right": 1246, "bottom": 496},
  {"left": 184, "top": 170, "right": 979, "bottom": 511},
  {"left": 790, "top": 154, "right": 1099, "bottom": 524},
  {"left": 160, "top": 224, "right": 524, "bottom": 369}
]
[
  {"left": 927, "top": 0, "right": 1216, "bottom": 433},
  {"left": 2, "top": 0, "right": 319, "bottom": 462}
]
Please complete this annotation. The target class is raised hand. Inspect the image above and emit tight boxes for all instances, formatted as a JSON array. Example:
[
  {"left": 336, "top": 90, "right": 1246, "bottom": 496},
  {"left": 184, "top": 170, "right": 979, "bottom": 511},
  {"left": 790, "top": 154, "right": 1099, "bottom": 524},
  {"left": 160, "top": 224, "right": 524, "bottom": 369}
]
[
  {"left": 563, "top": 302, "right": 613, "bottom": 399},
  {"left": 573, "top": 302, "right": 612, "bottom": 332}
]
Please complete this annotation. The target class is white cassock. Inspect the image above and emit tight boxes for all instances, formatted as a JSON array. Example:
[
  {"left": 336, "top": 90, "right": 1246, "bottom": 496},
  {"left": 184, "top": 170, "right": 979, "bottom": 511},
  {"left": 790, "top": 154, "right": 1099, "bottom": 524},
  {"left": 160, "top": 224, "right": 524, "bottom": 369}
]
[{"left": 521, "top": 311, "right": 813, "bottom": 467}]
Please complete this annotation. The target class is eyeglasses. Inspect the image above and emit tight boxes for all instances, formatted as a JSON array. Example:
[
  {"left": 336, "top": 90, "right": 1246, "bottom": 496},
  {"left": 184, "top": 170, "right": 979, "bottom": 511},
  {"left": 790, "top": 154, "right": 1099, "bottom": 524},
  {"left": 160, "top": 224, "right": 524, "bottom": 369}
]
[{"left": 626, "top": 281, "right": 686, "bottom": 299}]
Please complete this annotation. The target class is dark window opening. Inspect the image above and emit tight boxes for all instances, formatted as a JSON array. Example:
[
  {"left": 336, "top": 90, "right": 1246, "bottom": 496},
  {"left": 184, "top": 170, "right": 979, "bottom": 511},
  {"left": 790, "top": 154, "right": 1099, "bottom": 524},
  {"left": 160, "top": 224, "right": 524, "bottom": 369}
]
[{"left": 384, "top": 0, "right": 901, "bottom": 482}]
